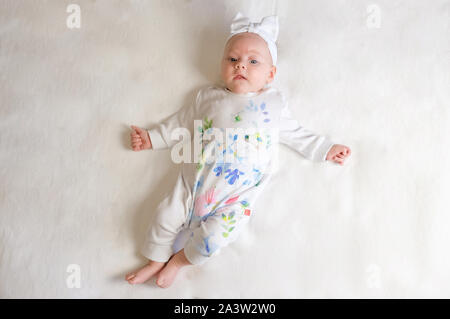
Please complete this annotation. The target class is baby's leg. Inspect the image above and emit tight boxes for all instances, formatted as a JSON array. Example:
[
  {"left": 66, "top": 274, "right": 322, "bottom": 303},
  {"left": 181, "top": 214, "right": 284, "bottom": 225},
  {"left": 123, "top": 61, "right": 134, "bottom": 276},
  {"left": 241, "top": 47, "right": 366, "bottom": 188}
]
[
  {"left": 126, "top": 171, "right": 191, "bottom": 285},
  {"left": 154, "top": 204, "right": 251, "bottom": 287},
  {"left": 184, "top": 205, "right": 251, "bottom": 265}
]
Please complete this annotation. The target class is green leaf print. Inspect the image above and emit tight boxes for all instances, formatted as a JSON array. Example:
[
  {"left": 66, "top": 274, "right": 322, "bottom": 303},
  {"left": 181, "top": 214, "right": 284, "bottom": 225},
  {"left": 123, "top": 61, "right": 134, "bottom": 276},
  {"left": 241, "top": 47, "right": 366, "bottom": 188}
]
[
  {"left": 203, "top": 116, "right": 212, "bottom": 131},
  {"left": 221, "top": 211, "right": 237, "bottom": 238},
  {"left": 196, "top": 118, "right": 212, "bottom": 171}
]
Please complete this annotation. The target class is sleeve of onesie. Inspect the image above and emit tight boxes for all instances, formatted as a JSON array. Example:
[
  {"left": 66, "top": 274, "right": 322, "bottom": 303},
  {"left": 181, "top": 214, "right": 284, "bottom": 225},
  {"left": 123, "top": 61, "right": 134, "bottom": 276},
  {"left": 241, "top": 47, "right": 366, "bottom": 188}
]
[
  {"left": 147, "top": 89, "right": 203, "bottom": 150},
  {"left": 278, "top": 97, "right": 335, "bottom": 162}
]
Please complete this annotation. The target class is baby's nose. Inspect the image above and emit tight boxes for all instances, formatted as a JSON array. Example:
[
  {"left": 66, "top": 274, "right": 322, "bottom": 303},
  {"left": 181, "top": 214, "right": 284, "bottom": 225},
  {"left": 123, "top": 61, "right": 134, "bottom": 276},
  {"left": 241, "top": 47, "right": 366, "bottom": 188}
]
[{"left": 235, "top": 63, "right": 245, "bottom": 69}]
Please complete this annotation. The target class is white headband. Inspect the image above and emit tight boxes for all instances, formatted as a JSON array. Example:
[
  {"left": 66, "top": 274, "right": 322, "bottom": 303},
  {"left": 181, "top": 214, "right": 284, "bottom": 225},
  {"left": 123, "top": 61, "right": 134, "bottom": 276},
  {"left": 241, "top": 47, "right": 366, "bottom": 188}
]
[{"left": 226, "top": 12, "right": 279, "bottom": 66}]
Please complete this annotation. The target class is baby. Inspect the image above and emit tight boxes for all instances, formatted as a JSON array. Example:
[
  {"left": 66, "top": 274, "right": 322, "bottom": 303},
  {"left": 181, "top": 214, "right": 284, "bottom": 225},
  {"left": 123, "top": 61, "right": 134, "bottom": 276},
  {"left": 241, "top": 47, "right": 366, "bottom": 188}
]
[{"left": 125, "top": 12, "right": 351, "bottom": 288}]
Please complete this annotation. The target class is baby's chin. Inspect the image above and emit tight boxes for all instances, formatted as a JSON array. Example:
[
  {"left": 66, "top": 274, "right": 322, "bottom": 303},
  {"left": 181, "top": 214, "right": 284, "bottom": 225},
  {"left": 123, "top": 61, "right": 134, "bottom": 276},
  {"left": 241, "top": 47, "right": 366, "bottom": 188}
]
[
  {"left": 226, "top": 81, "right": 262, "bottom": 94},
  {"left": 229, "top": 86, "right": 249, "bottom": 94}
]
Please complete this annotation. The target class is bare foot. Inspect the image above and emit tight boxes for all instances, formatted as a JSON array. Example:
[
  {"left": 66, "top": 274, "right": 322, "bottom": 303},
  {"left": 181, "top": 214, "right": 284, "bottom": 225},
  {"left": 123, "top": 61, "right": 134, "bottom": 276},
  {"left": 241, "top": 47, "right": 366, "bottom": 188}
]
[
  {"left": 156, "top": 249, "right": 192, "bottom": 288},
  {"left": 125, "top": 260, "right": 166, "bottom": 285}
]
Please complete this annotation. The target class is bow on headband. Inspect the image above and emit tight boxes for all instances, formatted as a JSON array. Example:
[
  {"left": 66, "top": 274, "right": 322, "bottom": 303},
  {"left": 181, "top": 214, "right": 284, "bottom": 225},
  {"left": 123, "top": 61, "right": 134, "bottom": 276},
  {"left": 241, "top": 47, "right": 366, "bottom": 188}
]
[{"left": 227, "top": 12, "right": 279, "bottom": 65}]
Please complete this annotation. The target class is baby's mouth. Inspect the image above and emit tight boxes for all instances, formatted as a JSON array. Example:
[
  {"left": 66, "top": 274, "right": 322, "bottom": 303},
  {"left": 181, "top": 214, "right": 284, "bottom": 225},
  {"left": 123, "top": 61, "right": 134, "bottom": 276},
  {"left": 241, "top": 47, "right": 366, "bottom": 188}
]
[{"left": 233, "top": 75, "right": 246, "bottom": 80}]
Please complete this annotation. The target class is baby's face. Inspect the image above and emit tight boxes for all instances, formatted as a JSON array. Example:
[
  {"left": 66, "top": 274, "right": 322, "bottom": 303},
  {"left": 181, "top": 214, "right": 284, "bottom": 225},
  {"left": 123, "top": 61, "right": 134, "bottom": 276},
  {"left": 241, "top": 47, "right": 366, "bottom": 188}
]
[{"left": 221, "top": 32, "right": 276, "bottom": 94}]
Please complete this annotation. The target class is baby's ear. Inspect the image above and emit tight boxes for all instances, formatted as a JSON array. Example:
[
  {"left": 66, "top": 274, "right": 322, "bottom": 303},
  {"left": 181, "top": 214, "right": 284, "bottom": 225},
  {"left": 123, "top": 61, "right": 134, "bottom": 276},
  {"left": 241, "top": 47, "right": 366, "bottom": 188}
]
[{"left": 267, "top": 65, "right": 277, "bottom": 83}]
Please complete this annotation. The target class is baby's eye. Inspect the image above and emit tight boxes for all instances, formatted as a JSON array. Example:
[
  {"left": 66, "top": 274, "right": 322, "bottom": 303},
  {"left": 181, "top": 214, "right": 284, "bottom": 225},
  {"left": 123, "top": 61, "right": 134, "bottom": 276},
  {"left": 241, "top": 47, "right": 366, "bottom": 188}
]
[
  {"left": 230, "top": 57, "right": 238, "bottom": 62},
  {"left": 250, "top": 59, "right": 258, "bottom": 64}
]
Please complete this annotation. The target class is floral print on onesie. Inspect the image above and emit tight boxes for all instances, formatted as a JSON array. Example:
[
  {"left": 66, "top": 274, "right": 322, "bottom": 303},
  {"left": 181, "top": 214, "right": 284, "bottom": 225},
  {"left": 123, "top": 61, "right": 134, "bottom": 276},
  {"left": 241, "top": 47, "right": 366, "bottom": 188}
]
[
  {"left": 184, "top": 90, "right": 277, "bottom": 264},
  {"left": 144, "top": 85, "right": 335, "bottom": 265}
]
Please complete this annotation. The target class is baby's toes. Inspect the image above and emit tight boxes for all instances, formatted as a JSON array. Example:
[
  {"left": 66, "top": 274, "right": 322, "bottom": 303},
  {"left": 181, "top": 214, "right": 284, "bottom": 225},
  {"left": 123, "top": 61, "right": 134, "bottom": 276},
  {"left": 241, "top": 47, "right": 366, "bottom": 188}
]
[
  {"left": 125, "top": 272, "right": 136, "bottom": 281},
  {"left": 156, "top": 276, "right": 170, "bottom": 289},
  {"left": 156, "top": 277, "right": 164, "bottom": 288},
  {"left": 128, "top": 276, "right": 141, "bottom": 285},
  {"left": 128, "top": 274, "right": 145, "bottom": 285}
]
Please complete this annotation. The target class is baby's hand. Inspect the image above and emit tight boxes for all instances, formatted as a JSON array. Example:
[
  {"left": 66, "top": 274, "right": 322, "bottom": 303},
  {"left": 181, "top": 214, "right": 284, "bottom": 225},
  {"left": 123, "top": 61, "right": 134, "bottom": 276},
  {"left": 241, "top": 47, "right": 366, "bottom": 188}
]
[
  {"left": 130, "top": 125, "right": 152, "bottom": 151},
  {"left": 326, "top": 144, "right": 351, "bottom": 165}
]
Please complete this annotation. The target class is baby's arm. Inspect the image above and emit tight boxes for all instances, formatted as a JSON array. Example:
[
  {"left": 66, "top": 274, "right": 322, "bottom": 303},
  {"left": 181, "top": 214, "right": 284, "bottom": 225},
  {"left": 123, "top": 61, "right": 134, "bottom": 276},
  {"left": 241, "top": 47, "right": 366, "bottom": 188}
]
[
  {"left": 130, "top": 89, "right": 203, "bottom": 152},
  {"left": 279, "top": 100, "right": 335, "bottom": 162},
  {"left": 279, "top": 99, "right": 351, "bottom": 165}
]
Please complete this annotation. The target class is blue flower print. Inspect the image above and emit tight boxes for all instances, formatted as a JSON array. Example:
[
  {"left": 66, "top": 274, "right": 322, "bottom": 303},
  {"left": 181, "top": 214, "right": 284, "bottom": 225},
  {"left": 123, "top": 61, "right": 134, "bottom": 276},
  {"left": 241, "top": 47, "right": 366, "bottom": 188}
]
[
  {"left": 241, "top": 200, "right": 249, "bottom": 208},
  {"left": 213, "top": 166, "right": 221, "bottom": 176},
  {"left": 199, "top": 233, "right": 219, "bottom": 256},
  {"left": 193, "top": 175, "right": 204, "bottom": 193},
  {"left": 213, "top": 163, "right": 232, "bottom": 176},
  {"left": 260, "top": 102, "right": 270, "bottom": 122},
  {"left": 245, "top": 100, "right": 270, "bottom": 122},
  {"left": 203, "top": 235, "right": 212, "bottom": 254},
  {"left": 225, "top": 133, "right": 245, "bottom": 163},
  {"left": 252, "top": 168, "right": 262, "bottom": 185},
  {"left": 224, "top": 168, "right": 244, "bottom": 185},
  {"left": 226, "top": 133, "right": 238, "bottom": 155},
  {"left": 245, "top": 100, "right": 258, "bottom": 112}
]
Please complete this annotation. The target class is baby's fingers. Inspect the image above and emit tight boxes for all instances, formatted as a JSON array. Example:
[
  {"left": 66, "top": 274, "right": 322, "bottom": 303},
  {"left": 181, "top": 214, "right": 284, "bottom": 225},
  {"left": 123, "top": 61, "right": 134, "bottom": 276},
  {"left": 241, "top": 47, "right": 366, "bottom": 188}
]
[
  {"left": 132, "top": 142, "right": 143, "bottom": 151},
  {"left": 131, "top": 125, "right": 145, "bottom": 137},
  {"left": 132, "top": 136, "right": 143, "bottom": 147}
]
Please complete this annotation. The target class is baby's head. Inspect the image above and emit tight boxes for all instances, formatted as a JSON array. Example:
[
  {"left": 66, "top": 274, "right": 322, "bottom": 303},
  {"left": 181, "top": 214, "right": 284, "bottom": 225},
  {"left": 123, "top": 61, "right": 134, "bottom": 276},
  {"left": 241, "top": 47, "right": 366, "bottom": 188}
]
[
  {"left": 221, "top": 33, "right": 276, "bottom": 94},
  {"left": 220, "top": 13, "right": 278, "bottom": 94}
]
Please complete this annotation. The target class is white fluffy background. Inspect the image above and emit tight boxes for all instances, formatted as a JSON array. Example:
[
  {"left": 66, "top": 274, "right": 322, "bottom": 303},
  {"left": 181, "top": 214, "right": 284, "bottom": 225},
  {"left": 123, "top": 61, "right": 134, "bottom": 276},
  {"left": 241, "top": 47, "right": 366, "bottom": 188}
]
[{"left": 1, "top": 0, "right": 449, "bottom": 298}]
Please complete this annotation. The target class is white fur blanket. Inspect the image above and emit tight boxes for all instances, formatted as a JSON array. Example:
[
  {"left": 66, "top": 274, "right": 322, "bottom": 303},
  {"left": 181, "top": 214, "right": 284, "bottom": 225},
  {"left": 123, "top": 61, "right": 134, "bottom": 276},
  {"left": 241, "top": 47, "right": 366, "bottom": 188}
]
[{"left": 1, "top": 0, "right": 449, "bottom": 298}]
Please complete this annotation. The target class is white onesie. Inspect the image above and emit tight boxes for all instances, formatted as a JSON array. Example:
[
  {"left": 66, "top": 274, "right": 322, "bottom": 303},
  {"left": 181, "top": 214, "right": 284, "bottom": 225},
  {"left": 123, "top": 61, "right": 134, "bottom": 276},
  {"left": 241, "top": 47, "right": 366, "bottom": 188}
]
[{"left": 140, "top": 85, "right": 335, "bottom": 265}]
